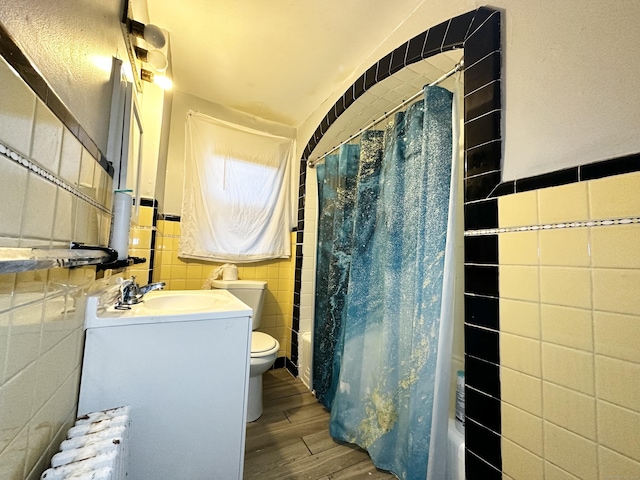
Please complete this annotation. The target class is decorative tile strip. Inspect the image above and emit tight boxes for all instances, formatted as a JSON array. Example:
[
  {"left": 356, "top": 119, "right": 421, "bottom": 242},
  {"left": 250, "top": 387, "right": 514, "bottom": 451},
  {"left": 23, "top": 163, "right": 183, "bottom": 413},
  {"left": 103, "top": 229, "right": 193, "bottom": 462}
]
[
  {"left": 464, "top": 217, "right": 640, "bottom": 236},
  {"left": 0, "top": 141, "right": 110, "bottom": 214}
]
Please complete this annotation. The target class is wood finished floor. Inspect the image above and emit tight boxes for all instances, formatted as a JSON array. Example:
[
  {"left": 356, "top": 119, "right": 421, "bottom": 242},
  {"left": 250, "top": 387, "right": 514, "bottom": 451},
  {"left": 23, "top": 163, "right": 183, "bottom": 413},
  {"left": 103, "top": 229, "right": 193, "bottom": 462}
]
[{"left": 244, "top": 369, "right": 396, "bottom": 480}]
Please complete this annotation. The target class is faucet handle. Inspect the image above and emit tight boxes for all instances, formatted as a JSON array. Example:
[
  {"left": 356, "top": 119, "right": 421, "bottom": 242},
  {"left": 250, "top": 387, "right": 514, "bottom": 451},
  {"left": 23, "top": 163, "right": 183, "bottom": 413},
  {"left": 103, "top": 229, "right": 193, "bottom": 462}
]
[
  {"left": 115, "top": 278, "right": 132, "bottom": 310},
  {"left": 116, "top": 276, "right": 135, "bottom": 288},
  {"left": 115, "top": 276, "right": 142, "bottom": 309}
]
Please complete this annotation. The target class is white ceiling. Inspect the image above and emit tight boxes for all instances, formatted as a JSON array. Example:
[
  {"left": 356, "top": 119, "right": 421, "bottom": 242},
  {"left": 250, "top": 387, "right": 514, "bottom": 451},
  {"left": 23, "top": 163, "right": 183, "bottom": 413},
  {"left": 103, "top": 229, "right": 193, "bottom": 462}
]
[{"left": 145, "top": 0, "right": 463, "bottom": 156}]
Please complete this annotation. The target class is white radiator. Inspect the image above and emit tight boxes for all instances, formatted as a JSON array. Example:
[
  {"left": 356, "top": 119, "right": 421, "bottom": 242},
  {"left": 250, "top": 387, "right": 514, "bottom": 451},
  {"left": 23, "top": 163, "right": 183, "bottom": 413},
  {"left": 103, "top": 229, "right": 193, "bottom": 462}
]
[{"left": 41, "top": 406, "right": 131, "bottom": 480}]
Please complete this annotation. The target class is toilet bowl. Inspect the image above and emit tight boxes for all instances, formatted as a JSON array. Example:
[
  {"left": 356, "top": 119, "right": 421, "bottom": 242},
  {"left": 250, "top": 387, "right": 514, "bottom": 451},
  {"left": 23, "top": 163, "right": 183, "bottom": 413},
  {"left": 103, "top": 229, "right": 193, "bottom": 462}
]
[
  {"left": 211, "top": 279, "right": 279, "bottom": 422},
  {"left": 248, "top": 332, "right": 280, "bottom": 421}
]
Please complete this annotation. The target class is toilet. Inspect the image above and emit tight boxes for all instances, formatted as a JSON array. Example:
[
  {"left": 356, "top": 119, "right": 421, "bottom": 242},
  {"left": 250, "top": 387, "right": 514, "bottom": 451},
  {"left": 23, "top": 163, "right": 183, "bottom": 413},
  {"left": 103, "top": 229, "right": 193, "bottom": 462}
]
[{"left": 211, "top": 279, "right": 280, "bottom": 422}]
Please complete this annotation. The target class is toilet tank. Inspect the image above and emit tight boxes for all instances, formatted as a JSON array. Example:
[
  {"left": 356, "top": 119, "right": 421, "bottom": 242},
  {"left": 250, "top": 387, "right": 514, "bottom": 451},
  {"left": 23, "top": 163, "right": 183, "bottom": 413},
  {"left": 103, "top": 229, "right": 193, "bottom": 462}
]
[{"left": 211, "top": 279, "right": 266, "bottom": 330}]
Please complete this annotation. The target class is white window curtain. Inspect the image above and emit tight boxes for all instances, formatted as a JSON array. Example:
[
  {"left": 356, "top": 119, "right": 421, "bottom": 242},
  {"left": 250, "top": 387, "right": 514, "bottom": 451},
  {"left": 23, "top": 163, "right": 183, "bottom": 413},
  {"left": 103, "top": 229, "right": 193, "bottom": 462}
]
[{"left": 180, "top": 111, "right": 294, "bottom": 263}]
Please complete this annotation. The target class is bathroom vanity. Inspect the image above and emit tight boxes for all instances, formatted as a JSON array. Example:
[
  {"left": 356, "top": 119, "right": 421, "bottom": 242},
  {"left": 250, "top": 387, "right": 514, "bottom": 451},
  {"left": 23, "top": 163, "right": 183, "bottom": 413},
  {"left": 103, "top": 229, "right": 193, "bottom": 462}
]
[{"left": 78, "top": 289, "right": 252, "bottom": 479}]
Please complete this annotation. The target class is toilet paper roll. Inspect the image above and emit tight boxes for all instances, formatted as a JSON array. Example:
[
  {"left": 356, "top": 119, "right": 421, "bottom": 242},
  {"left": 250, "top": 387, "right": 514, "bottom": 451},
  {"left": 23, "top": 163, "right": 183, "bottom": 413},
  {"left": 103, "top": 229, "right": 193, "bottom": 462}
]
[{"left": 222, "top": 265, "right": 238, "bottom": 280}]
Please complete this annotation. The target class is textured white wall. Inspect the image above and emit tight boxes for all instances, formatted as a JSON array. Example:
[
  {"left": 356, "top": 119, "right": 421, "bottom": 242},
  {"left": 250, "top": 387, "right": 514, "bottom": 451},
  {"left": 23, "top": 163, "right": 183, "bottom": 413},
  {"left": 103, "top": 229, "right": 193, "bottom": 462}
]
[
  {"left": 490, "top": 0, "right": 640, "bottom": 180},
  {"left": 139, "top": 84, "right": 165, "bottom": 199}
]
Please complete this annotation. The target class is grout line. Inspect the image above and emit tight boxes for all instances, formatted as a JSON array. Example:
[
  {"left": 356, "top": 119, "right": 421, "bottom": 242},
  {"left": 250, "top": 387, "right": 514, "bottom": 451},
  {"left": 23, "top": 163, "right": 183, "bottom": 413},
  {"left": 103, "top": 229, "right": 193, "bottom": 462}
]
[
  {"left": 466, "top": 352, "right": 500, "bottom": 366},
  {"left": 439, "top": 19, "right": 451, "bottom": 51},
  {"left": 466, "top": 415, "right": 501, "bottom": 437},
  {"left": 466, "top": 448, "right": 502, "bottom": 474},
  {"left": 588, "top": 221, "right": 602, "bottom": 479},
  {"left": 462, "top": 48, "right": 499, "bottom": 73},
  {"left": 465, "top": 217, "right": 640, "bottom": 236},
  {"left": 465, "top": 321, "right": 499, "bottom": 333},
  {"left": 463, "top": 108, "right": 501, "bottom": 124},
  {"left": 535, "top": 224, "right": 546, "bottom": 471},
  {"left": 464, "top": 79, "right": 500, "bottom": 98},
  {"left": 465, "top": 168, "right": 502, "bottom": 181}
]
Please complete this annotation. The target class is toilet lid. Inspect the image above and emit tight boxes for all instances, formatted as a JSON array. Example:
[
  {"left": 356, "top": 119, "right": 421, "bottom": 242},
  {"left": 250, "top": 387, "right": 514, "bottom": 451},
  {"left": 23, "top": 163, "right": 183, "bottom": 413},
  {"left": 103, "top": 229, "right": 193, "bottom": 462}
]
[{"left": 251, "top": 332, "right": 277, "bottom": 354}]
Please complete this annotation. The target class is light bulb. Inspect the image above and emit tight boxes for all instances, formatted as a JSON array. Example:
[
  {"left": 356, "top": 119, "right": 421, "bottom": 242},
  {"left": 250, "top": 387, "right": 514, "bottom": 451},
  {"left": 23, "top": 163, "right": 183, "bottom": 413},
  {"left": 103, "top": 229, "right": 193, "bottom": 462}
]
[
  {"left": 143, "top": 24, "right": 166, "bottom": 49},
  {"left": 129, "top": 20, "right": 166, "bottom": 49},
  {"left": 146, "top": 50, "right": 168, "bottom": 72},
  {"left": 153, "top": 75, "right": 173, "bottom": 90},
  {"left": 141, "top": 69, "right": 172, "bottom": 90}
]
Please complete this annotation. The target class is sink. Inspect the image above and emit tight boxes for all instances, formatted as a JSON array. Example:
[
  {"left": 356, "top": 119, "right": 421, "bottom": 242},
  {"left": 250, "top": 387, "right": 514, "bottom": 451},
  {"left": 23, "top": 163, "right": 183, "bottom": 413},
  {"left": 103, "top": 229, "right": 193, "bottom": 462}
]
[
  {"left": 140, "top": 290, "right": 233, "bottom": 313},
  {"left": 84, "top": 288, "right": 253, "bottom": 328}
]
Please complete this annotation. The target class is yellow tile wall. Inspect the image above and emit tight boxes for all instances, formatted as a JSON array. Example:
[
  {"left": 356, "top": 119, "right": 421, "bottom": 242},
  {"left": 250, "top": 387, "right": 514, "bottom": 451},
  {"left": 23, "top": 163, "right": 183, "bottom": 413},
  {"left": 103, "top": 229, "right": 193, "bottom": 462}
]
[
  {"left": 0, "top": 53, "right": 115, "bottom": 478},
  {"left": 152, "top": 219, "right": 295, "bottom": 359},
  {"left": 498, "top": 171, "right": 640, "bottom": 479}
]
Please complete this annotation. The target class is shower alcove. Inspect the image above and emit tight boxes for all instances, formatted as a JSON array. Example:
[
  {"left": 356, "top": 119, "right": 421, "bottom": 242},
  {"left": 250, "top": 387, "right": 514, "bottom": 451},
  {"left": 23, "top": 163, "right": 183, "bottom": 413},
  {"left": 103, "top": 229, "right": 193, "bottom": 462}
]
[
  {"left": 300, "top": 48, "right": 466, "bottom": 422},
  {"left": 294, "top": 7, "right": 503, "bottom": 478}
]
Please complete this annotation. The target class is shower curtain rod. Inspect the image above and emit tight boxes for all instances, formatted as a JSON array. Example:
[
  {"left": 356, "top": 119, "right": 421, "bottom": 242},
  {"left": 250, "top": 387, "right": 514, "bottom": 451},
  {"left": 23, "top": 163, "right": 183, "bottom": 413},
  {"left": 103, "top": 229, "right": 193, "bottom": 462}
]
[{"left": 307, "top": 60, "right": 463, "bottom": 168}]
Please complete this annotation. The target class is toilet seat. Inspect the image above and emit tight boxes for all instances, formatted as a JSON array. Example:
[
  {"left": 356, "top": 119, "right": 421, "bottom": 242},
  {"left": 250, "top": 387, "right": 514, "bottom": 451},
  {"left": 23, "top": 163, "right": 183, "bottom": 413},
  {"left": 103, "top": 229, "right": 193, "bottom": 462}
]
[{"left": 251, "top": 332, "right": 278, "bottom": 358}]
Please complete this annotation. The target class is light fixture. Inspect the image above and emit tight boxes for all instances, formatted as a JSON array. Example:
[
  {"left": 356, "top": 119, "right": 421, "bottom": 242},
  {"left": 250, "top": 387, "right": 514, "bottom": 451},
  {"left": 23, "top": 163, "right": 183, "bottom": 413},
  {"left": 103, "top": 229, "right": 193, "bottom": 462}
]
[
  {"left": 128, "top": 19, "right": 166, "bottom": 49},
  {"left": 141, "top": 68, "right": 173, "bottom": 90},
  {"left": 134, "top": 46, "right": 168, "bottom": 72}
]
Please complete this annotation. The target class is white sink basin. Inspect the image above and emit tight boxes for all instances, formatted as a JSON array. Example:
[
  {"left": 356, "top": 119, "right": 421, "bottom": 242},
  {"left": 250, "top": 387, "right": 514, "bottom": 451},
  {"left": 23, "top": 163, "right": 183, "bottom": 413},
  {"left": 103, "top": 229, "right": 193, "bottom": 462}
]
[
  {"left": 84, "top": 288, "right": 253, "bottom": 328},
  {"left": 140, "top": 290, "right": 233, "bottom": 313}
]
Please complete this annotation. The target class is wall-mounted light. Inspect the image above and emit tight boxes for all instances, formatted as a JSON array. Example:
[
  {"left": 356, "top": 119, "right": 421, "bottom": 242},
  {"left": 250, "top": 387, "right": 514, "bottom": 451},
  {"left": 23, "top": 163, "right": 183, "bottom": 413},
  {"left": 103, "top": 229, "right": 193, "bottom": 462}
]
[
  {"left": 134, "top": 46, "right": 168, "bottom": 72},
  {"left": 141, "top": 68, "right": 173, "bottom": 90},
  {"left": 128, "top": 19, "right": 166, "bottom": 49}
]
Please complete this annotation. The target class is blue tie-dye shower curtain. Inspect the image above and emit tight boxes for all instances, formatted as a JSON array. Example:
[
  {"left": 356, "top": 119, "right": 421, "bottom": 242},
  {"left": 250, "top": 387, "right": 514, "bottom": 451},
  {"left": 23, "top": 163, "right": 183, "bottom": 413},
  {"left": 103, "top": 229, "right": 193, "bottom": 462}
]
[
  {"left": 313, "top": 144, "right": 360, "bottom": 408},
  {"left": 313, "top": 86, "right": 457, "bottom": 479}
]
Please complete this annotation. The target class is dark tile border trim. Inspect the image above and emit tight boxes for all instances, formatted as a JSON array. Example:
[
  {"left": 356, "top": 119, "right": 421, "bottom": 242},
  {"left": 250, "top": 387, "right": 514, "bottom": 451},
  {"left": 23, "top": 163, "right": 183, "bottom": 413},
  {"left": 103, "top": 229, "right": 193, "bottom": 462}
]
[
  {"left": 491, "top": 152, "right": 640, "bottom": 197},
  {"left": 138, "top": 197, "right": 158, "bottom": 208},
  {"left": 295, "top": 7, "right": 504, "bottom": 474},
  {"left": 580, "top": 152, "right": 640, "bottom": 180},
  {"left": 159, "top": 214, "right": 181, "bottom": 222},
  {"left": 0, "top": 19, "right": 113, "bottom": 177},
  {"left": 285, "top": 357, "right": 299, "bottom": 377},
  {"left": 133, "top": 197, "right": 160, "bottom": 284},
  {"left": 270, "top": 357, "right": 299, "bottom": 377}
]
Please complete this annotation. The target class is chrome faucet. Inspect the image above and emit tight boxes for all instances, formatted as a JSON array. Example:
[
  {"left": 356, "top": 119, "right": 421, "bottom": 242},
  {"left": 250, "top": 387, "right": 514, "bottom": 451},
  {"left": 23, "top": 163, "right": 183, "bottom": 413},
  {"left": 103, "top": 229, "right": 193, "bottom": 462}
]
[{"left": 115, "top": 276, "right": 166, "bottom": 309}]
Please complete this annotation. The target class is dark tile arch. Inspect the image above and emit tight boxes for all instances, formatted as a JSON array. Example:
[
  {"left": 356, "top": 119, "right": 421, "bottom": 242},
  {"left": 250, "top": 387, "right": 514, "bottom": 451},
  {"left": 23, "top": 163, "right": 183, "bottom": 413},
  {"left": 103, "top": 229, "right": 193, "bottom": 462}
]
[
  {"left": 0, "top": 20, "right": 113, "bottom": 176},
  {"left": 293, "top": 7, "right": 504, "bottom": 477}
]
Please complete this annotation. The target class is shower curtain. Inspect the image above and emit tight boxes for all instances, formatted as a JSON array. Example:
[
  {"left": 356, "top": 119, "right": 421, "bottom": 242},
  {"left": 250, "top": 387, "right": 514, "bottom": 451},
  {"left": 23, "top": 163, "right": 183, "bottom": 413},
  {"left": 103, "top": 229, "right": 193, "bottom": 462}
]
[
  {"left": 312, "top": 144, "right": 361, "bottom": 408},
  {"left": 313, "top": 85, "right": 459, "bottom": 479}
]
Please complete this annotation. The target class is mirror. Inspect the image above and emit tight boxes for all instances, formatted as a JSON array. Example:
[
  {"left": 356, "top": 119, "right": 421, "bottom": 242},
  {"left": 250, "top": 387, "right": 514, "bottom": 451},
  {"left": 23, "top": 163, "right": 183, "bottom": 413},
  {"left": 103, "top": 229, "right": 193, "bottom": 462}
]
[
  {"left": 107, "top": 57, "right": 144, "bottom": 220},
  {"left": 122, "top": 85, "right": 143, "bottom": 219}
]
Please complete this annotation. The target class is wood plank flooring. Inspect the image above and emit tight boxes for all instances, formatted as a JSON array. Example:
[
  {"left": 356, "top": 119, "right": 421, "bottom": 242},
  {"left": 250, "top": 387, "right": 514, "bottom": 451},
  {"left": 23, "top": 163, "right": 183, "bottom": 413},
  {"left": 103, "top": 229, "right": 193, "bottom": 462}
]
[{"left": 244, "top": 369, "right": 396, "bottom": 480}]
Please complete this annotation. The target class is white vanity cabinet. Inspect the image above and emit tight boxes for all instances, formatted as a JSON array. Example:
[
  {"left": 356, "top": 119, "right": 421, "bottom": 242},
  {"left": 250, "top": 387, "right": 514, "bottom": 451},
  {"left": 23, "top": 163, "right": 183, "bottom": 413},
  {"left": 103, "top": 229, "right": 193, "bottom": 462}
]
[{"left": 78, "top": 290, "right": 252, "bottom": 479}]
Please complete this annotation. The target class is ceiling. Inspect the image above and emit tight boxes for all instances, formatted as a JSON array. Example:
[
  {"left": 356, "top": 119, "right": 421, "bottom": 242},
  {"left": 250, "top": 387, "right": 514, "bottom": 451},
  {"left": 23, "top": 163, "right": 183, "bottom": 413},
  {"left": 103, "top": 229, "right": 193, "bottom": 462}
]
[{"left": 145, "top": 0, "right": 463, "bottom": 156}]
